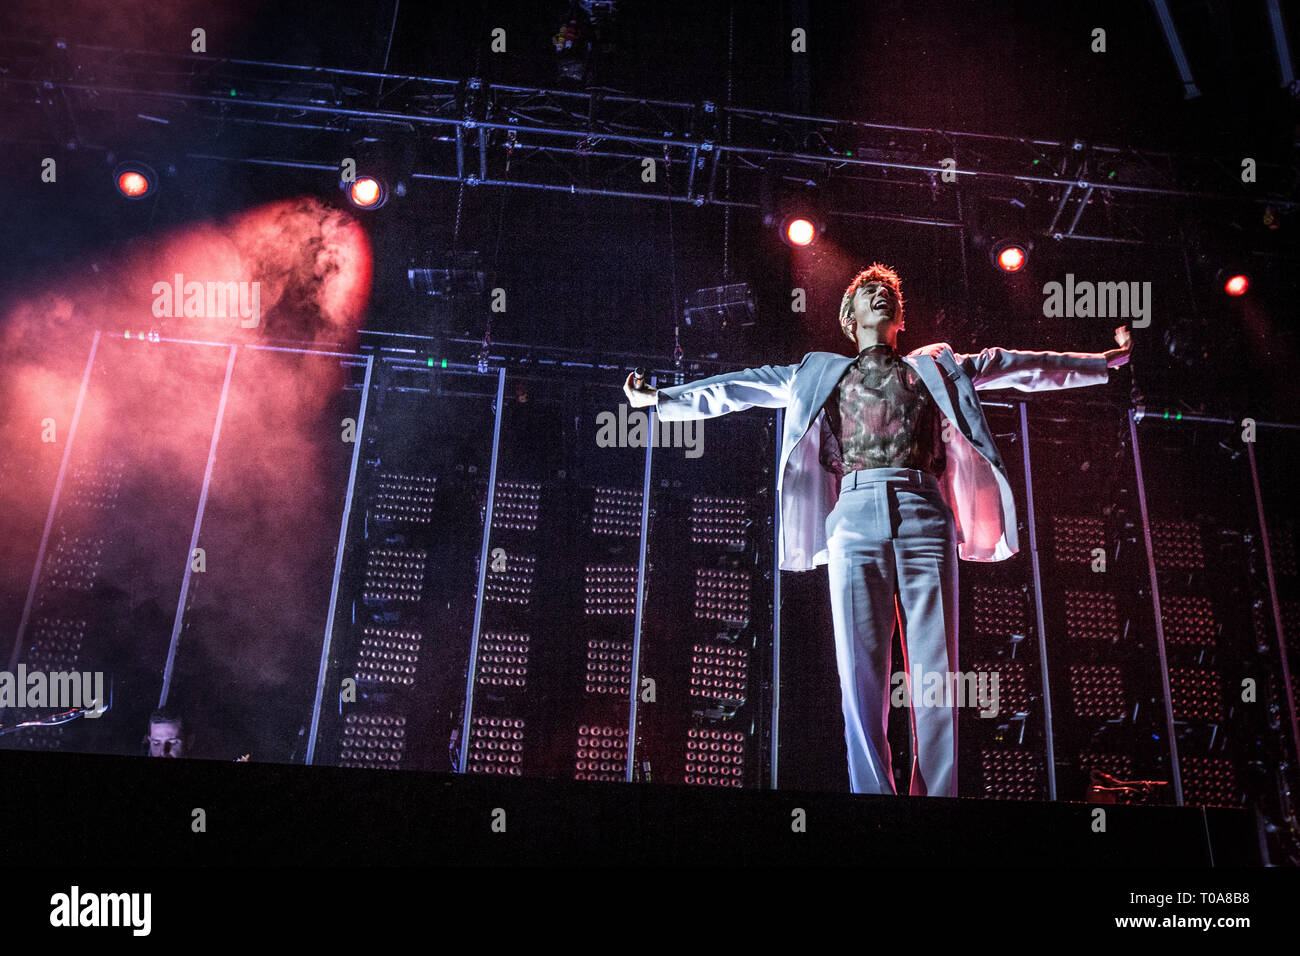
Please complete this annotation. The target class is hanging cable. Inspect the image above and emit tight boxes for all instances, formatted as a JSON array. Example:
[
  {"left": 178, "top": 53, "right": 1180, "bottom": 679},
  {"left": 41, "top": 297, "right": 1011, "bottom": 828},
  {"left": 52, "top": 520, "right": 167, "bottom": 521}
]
[
  {"left": 478, "top": 122, "right": 515, "bottom": 373},
  {"left": 663, "top": 143, "right": 683, "bottom": 369},
  {"left": 375, "top": 0, "right": 401, "bottom": 106}
]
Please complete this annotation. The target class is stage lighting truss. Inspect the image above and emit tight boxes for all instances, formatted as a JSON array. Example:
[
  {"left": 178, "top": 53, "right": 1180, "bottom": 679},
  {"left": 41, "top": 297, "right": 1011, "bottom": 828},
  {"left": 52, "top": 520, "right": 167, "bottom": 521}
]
[{"left": 6, "top": 43, "right": 1295, "bottom": 249}]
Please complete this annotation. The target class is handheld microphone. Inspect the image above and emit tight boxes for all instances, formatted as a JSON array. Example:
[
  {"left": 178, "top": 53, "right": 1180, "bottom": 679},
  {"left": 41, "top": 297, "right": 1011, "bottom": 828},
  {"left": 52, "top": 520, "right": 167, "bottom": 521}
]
[{"left": 633, "top": 367, "right": 647, "bottom": 389}]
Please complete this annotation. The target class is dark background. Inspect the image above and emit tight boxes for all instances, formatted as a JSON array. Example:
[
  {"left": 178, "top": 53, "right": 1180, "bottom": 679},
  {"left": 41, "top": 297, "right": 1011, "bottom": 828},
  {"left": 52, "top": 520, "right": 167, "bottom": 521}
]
[{"left": 0, "top": 1, "right": 1296, "bottom": 801}]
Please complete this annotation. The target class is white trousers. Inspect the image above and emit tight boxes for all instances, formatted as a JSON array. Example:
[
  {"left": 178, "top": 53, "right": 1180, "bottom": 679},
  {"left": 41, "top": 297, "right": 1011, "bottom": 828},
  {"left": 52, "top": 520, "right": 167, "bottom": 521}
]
[{"left": 824, "top": 467, "right": 960, "bottom": 796}]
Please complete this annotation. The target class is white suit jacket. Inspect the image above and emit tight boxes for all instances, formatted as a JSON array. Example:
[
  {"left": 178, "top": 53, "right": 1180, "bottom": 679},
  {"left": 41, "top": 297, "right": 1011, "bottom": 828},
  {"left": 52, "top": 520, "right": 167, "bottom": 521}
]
[{"left": 655, "top": 343, "right": 1110, "bottom": 571}]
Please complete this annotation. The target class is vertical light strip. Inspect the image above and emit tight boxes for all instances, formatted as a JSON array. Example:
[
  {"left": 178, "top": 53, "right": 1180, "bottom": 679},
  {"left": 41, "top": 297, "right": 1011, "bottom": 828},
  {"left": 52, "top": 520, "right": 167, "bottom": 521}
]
[
  {"left": 1266, "top": 0, "right": 1296, "bottom": 89},
  {"left": 159, "top": 344, "right": 238, "bottom": 706},
  {"left": 1148, "top": 0, "right": 1202, "bottom": 99},
  {"left": 1245, "top": 440, "right": 1300, "bottom": 774},
  {"left": 769, "top": 408, "right": 783, "bottom": 789},
  {"left": 7, "top": 331, "right": 102, "bottom": 674},
  {"left": 625, "top": 390, "right": 656, "bottom": 782},
  {"left": 1128, "top": 408, "right": 1184, "bottom": 804},
  {"left": 305, "top": 353, "right": 375, "bottom": 764},
  {"left": 458, "top": 366, "right": 507, "bottom": 773},
  {"left": 1019, "top": 402, "right": 1057, "bottom": 800}
]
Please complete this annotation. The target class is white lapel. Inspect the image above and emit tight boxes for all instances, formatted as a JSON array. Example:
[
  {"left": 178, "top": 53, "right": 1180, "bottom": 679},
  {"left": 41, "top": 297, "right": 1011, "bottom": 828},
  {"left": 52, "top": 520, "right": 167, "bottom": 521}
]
[{"left": 903, "top": 351, "right": 961, "bottom": 428}]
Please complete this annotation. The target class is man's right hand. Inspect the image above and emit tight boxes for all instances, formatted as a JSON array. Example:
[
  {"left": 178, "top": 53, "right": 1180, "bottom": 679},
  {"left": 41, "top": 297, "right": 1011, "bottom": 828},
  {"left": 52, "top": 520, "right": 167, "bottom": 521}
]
[{"left": 623, "top": 372, "right": 658, "bottom": 408}]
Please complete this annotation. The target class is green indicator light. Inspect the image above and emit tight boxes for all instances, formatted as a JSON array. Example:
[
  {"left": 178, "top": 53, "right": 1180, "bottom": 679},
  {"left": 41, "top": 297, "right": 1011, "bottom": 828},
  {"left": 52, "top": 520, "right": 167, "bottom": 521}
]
[
  {"left": 441, "top": 359, "right": 448, "bottom": 369},
  {"left": 1108, "top": 171, "right": 1116, "bottom": 179},
  {"left": 1032, "top": 158, "right": 1040, "bottom": 165},
  {"left": 427, "top": 357, "right": 434, "bottom": 367}
]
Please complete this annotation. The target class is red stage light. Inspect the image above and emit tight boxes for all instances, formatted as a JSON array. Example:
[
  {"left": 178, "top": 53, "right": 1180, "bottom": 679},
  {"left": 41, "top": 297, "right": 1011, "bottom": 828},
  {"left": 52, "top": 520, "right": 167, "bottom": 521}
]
[
  {"left": 349, "top": 177, "right": 384, "bottom": 208},
  {"left": 996, "top": 245, "right": 1026, "bottom": 272},
  {"left": 117, "top": 171, "right": 149, "bottom": 197},
  {"left": 785, "top": 217, "right": 816, "bottom": 246},
  {"left": 1223, "top": 274, "right": 1249, "bottom": 296},
  {"left": 114, "top": 167, "right": 155, "bottom": 199}
]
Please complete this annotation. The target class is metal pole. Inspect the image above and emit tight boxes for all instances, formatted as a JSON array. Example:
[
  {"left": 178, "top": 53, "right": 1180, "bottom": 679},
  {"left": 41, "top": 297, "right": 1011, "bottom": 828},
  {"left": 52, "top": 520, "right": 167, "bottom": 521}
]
[
  {"left": 1245, "top": 440, "right": 1300, "bottom": 774},
  {"left": 159, "top": 344, "right": 238, "bottom": 706},
  {"left": 1128, "top": 407, "right": 1184, "bottom": 804},
  {"left": 769, "top": 408, "right": 783, "bottom": 789},
  {"left": 1019, "top": 403, "right": 1057, "bottom": 800},
  {"left": 306, "top": 353, "right": 375, "bottom": 764},
  {"left": 458, "top": 366, "right": 507, "bottom": 773},
  {"left": 625, "top": 389, "right": 657, "bottom": 781}
]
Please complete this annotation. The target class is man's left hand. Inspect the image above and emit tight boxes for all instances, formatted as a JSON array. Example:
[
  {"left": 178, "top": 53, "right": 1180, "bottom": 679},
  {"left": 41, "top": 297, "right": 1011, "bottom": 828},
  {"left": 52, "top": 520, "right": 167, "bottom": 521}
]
[{"left": 1104, "top": 325, "right": 1132, "bottom": 368}]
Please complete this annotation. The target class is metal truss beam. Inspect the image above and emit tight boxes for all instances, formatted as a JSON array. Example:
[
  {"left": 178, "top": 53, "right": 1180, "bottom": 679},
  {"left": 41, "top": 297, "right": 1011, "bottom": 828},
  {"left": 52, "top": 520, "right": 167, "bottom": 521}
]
[{"left": 2, "top": 41, "right": 1296, "bottom": 248}]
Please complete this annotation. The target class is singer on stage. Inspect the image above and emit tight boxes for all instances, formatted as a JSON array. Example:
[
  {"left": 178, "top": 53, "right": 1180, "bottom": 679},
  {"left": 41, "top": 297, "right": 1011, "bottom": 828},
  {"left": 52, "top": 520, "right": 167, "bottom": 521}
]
[{"left": 624, "top": 263, "right": 1132, "bottom": 796}]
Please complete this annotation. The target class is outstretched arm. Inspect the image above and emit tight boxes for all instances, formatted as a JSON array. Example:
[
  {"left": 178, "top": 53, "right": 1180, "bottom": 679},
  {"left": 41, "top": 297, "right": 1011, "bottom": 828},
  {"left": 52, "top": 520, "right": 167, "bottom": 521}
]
[
  {"left": 956, "top": 325, "right": 1131, "bottom": 392},
  {"left": 623, "top": 359, "right": 802, "bottom": 421}
]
